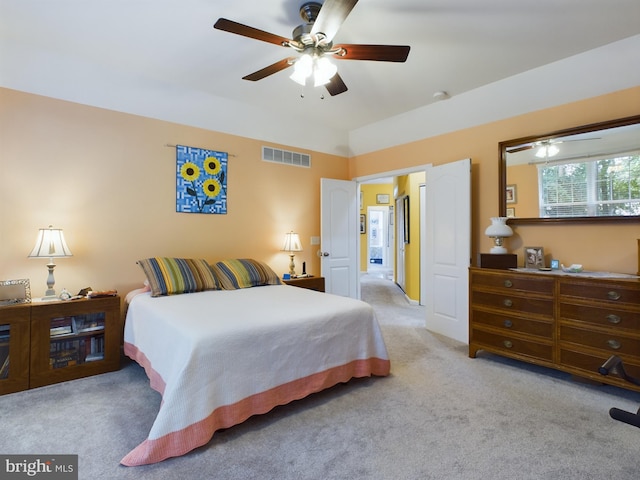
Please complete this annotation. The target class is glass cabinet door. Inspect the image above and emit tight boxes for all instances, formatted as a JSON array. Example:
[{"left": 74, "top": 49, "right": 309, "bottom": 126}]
[{"left": 0, "top": 305, "right": 30, "bottom": 395}]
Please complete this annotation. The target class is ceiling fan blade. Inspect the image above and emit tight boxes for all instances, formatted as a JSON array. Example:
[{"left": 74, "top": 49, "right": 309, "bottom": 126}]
[
  {"left": 506, "top": 145, "right": 535, "bottom": 154},
  {"left": 325, "top": 73, "right": 348, "bottom": 96},
  {"left": 242, "top": 58, "right": 294, "bottom": 81},
  {"left": 334, "top": 44, "right": 410, "bottom": 62},
  {"left": 311, "top": 0, "right": 359, "bottom": 42},
  {"left": 214, "top": 18, "right": 291, "bottom": 47}
]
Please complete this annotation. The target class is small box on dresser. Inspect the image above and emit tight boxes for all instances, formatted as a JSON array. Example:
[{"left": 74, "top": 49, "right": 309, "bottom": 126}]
[{"left": 477, "top": 253, "right": 518, "bottom": 270}]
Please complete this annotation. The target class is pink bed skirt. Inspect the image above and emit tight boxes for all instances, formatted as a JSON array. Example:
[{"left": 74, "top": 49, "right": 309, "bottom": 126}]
[{"left": 121, "top": 342, "right": 390, "bottom": 466}]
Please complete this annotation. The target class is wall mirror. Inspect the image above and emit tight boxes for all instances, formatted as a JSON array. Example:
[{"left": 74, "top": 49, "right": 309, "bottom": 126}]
[{"left": 499, "top": 115, "right": 640, "bottom": 224}]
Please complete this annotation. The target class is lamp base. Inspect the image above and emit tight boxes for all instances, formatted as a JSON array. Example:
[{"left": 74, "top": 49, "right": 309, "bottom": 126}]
[
  {"left": 288, "top": 254, "right": 296, "bottom": 277},
  {"left": 33, "top": 295, "right": 61, "bottom": 303}
]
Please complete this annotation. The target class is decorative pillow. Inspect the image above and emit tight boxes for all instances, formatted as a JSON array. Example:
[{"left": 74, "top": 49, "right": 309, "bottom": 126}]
[
  {"left": 211, "top": 258, "right": 282, "bottom": 290},
  {"left": 137, "top": 257, "right": 220, "bottom": 297}
]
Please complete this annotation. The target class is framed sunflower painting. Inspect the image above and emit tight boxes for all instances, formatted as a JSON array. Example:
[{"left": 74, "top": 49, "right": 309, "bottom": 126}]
[{"left": 176, "top": 145, "right": 228, "bottom": 214}]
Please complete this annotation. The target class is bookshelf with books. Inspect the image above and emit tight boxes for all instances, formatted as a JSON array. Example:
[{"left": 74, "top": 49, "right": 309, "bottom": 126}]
[
  {"left": 29, "top": 296, "right": 120, "bottom": 388},
  {"left": 0, "top": 304, "right": 31, "bottom": 395}
]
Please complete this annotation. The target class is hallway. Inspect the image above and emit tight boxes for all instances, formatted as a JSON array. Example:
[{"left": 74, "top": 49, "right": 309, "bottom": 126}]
[{"left": 360, "top": 272, "right": 425, "bottom": 327}]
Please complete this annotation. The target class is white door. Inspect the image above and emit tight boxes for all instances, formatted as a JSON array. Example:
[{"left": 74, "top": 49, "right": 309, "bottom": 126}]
[
  {"left": 424, "top": 158, "right": 471, "bottom": 344},
  {"left": 320, "top": 178, "right": 359, "bottom": 298}
]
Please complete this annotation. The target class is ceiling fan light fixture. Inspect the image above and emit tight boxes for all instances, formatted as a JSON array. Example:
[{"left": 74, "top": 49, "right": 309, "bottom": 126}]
[
  {"left": 535, "top": 144, "right": 559, "bottom": 158},
  {"left": 313, "top": 56, "right": 337, "bottom": 86},
  {"left": 290, "top": 53, "right": 314, "bottom": 85},
  {"left": 290, "top": 52, "right": 337, "bottom": 87}
]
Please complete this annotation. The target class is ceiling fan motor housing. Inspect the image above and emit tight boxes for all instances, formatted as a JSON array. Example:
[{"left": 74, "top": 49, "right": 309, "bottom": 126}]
[
  {"left": 292, "top": 23, "right": 316, "bottom": 46},
  {"left": 299, "top": 2, "right": 322, "bottom": 23}
]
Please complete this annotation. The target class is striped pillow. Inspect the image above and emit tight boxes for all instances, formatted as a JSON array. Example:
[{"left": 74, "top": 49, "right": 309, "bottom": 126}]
[
  {"left": 137, "top": 257, "right": 220, "bottom": 297},
  {"left": 211, "top": 259, "right": 282, "bottom": 290}
]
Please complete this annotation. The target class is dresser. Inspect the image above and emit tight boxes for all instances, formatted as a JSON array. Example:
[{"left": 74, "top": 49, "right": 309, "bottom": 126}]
[{"left": 469, "top": 267, "right": 640, "bottom": 392}]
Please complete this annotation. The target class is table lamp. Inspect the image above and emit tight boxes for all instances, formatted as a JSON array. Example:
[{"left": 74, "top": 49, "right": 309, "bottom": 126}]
[
  {"left": 28, "top": 225, "right": 73, "bottom": 299},
  {"left": 484, "top": 217, "right": 513, "bottom": 254},
  {"left": 281, "top": 231, "right": 302, "bottom": 276}
]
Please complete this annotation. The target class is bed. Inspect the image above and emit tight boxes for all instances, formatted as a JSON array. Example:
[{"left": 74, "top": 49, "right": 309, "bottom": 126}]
[{"left": 121, "top": 258, "right": 390, "bottom": 466}]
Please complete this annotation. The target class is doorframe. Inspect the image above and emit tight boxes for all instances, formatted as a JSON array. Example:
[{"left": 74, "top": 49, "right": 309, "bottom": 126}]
[{"left": 355, "top": 164, "right": 432, "bottom": 299}]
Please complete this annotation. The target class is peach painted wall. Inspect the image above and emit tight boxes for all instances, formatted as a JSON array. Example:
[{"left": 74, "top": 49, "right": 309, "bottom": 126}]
[
  {"left": 349, "top": 86, "right": 640, "bottom": 274},
  {"left": 0, "top": 88, "right": 348, "bottom": 298},
  {"left": 507, "top": 163, "right": 539, "bottom": 219}
]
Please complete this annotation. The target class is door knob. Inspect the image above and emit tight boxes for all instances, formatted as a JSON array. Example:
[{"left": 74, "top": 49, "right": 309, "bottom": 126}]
[{"left": 317, "top": 250, "right": 329, "bottom": 257}]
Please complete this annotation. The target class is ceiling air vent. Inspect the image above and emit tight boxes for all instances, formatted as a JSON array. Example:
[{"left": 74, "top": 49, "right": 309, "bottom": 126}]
[{"left": 262, "top": 146, "right": 311, "bottom": 168}]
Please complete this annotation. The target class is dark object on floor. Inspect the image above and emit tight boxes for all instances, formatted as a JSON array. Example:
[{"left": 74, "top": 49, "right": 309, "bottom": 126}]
[{"left": 598, "top": 355, "right": 640, "bottom": 428}]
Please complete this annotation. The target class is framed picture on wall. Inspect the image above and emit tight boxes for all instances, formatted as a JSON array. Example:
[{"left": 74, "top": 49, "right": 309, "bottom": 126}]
[
  {"left": 360, "top": 214, "right": 366, "bottom": 234},
  {"left": 403, "top": 196, "right": 410, "bottom": 244},
  {"left": 506, "top": 207, "right": 515, "bottom": 218},
  {"left": 376, "top": 193, "right": 390, "bottom": 204},
  {"left": 506, "top": 184, "right": 517, "bottom": 204}
]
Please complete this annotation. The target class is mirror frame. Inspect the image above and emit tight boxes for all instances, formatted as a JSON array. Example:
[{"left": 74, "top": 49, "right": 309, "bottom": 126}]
[{"left": 499, "top": 114, "right": 640, "bottom": 224}]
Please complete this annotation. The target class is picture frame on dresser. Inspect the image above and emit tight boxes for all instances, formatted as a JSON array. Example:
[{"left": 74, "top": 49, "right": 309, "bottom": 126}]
[
  {"left": 524, "top": 247, "right": 544, "bottom": 268},
  {"left": 0, "top": 279, "right": 31, "bottom": 306}
]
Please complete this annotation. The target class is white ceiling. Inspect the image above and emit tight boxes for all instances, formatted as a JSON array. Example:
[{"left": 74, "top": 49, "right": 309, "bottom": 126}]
[{"left": 1, "top": 0, "right": 639, "bottom": 157}]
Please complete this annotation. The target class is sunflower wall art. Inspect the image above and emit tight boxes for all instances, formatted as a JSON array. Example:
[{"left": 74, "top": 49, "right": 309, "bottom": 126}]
[{"left": 176, "top": 145, "right": 228, "bottom": 214}]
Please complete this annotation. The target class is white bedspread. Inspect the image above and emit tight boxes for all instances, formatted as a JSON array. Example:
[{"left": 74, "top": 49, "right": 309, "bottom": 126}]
[{"left": 121, "top": 285, "right": 390, "bottom": 466}]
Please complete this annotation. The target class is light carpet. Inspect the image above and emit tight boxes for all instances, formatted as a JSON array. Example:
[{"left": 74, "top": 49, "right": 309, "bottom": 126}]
[{"left": 0, "top": 276, "right": 638, "bottom": 479}]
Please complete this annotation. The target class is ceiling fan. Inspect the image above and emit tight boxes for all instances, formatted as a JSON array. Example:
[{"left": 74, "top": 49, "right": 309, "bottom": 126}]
[
  {"left": 507, "top": 137, "right": 601, "bottom": 155},
  {"left": 213, "top": 0, "right": 410, "bottom": 96}
]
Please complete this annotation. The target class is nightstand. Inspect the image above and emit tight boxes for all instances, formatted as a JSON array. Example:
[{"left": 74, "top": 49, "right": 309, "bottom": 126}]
[{"left": 283, "top": 276, "right": 325, "bottom": 292}]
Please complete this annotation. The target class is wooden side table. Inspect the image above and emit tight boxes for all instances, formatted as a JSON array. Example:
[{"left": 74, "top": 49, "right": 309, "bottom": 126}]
[{"left": 283, "top": 276, "right": 325, "bottom": 292}]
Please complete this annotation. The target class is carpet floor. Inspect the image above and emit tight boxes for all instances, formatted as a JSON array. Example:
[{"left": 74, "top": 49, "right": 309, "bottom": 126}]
[{"left": 1, "top": 276, "right": 639, "bottom": 479}]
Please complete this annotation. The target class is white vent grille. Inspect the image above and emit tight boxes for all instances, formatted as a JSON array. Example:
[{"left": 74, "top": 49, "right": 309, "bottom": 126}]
[{"left": 262, "top": 146, "right": 311, "bottom": 168}]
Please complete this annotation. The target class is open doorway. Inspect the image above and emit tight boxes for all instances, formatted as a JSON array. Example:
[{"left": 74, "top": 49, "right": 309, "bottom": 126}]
[
  {"left": 358, "top": 168, "right": 428, "bottom": 305},
  {"left": 367, "top": 205, "right": 393, "bottom": 281}
]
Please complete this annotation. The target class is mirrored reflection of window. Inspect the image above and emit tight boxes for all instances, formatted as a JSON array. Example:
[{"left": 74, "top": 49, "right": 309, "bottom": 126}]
[{"left": 538, "top": 154, "right": 640, "bottom": 217}]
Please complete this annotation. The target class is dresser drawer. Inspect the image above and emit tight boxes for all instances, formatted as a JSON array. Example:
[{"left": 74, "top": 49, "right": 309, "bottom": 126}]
[
  {"left": 471, "top": 271, "right": 554, "bottom": 295},
  {"left": 471, "top": 329, "right": 553, "bottom": 361},
  {"left": 471, "top": 291, "right": 554, "bottom": 318},
  {"left": 560, "top": 349, "right": 640, "bottom": 379},
  {"left": 560, "top": 281, "right": 640, "bottom": 306},
  {"left": 559, "top": 303, "right": 640, "bottom": 331},
  {"left": 560, "top": 325, "right": 640, "bottom": 357},
  {"left": 471, "top": 309, "right": 553, "bottom": 338}
]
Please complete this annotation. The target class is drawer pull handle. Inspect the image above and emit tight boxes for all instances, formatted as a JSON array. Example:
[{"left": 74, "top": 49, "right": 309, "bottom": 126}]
[
  {"left": 503, "top": 340, "right": 513, "bottom": 348},
  {"left": 504, "top": 280, "right": 513, "bottom": 288},
  {"left": 606, "top": 314, "right": 621, "bottom": 324},
  {"left": 503, "top": 299, "right": 513, "bottom": 307},
  {"left": 606, "top": 339, "right": 621, "bottom": 350},
  {"left": 607, "top": 291, "right": 621, "bottom": 301},
  {"left": 503, "top": 320, "right": 513, "bottom": 328}
]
